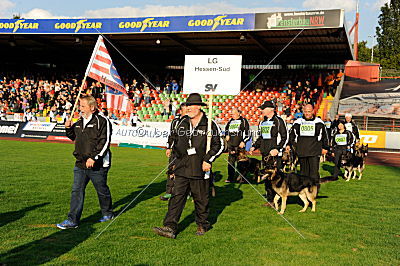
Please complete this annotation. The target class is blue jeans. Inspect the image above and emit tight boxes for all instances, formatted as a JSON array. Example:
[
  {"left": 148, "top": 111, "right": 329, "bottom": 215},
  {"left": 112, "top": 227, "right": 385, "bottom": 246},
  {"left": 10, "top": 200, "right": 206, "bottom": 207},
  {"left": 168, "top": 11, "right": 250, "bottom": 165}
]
[{"left": 68, "top": 166, "right": 113, "bottom": 223}]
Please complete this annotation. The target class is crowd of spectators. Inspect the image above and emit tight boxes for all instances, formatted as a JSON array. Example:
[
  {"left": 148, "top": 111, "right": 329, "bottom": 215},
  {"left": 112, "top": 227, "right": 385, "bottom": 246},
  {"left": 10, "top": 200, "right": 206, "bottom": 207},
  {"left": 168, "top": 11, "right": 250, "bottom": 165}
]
[{"left": 0, "top": 70, "right": 343, "bottom": 123}]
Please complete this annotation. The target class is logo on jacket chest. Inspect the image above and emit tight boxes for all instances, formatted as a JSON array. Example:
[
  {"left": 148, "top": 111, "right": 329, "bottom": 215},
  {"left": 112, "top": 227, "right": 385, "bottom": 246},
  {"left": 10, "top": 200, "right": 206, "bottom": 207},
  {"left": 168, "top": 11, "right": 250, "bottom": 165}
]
[{"left": 195, "top": 129, "right": 206, "bottom": 135}]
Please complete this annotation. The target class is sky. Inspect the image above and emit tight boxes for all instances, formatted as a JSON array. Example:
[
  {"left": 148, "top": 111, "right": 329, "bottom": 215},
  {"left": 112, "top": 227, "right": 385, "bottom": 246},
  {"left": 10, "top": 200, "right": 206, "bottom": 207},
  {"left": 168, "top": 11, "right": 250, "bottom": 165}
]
[{"left": 0, "top": 0, "right": 391, "bottom": 47}]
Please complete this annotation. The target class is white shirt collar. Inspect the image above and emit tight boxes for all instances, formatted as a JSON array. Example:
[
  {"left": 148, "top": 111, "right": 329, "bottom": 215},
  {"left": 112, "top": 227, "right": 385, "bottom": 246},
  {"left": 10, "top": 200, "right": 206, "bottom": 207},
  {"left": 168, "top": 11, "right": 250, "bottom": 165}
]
[{"left": 83, "top": 114, "right": 93, "bottom": 128}]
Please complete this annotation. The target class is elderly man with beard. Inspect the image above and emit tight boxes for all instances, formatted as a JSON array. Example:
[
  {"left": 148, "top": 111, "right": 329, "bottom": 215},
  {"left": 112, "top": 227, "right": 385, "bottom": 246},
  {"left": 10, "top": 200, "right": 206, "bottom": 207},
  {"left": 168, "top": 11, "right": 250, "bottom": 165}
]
[
  {"left": 153, "top": 93, "right": 224, "bottom": 239},
  {"left": 287, "top": 104, "right": 329, "bottom": 187},
  {"left": 56, "top": 96, "right": 113, "bottom": 229}
]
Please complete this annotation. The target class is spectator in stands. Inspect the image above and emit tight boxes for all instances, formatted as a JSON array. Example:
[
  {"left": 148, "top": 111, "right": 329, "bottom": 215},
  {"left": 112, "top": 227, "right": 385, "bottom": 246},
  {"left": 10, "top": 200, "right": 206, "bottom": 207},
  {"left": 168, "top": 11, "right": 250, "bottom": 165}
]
[
  {"left": 171, "top": 99, "right": 178, "bottom": 117},
  {"left": 294, "top": 82, "right": 303, "bottom": 102},
  {"left": 133, "top": 86, "right": 141, "bottom": 106},
  {"left": 303, "top": 87, "right": 311, "bottom": 104},
  {"left": 0, "top": 106, "right": 6, "bottom": 120},
  {"left": 335, "top": 69, "right": 344, "bottom": 87},
  {"left": 311, "top": 88, "right": 320, "bottom": 106},
  {"left": 171, "top": 80, "right": 179, "bottom": 94},
  {"left": 162, "top": 99, "right": 171, "bottom": 116},
  {"left": 129, "top": 110, "right": 141, "bottom": 127},
  {"left": 49, "top": 106, "right": 57, "bottom": 122},
  {"left": 325, "top": 71, "right": 335, "bottom": 96},
  {"left": 143, "top": 84, "right": 151, "bottom": 104},
  {"left": 294, "top": 105, "right": 303, "bottom": 119}
]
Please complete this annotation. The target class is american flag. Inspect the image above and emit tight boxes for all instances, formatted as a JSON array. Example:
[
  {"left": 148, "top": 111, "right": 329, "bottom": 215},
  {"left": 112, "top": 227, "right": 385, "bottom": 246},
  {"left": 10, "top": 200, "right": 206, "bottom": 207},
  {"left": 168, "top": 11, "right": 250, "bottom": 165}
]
[{"left": 85, "top": 36, "right": 131, "bottom": 112}]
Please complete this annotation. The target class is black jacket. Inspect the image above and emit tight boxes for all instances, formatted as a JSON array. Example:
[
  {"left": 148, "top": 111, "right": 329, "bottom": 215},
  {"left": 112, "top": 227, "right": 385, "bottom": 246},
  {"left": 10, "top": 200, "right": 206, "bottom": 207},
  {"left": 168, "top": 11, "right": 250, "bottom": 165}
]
[
  {"left": 344, "top": 120, "right": 360, "bottom": 140},
  {"left": 332, "top": 130, "right": 355, "bottom": 150},
  {"left": 253, "top": 114, "right": 288, "bottom": 155},
  {"left": 66, "top": 111, "right": 112, "bottom": 170},
  {"left": 174, "top": 112, "right": 224, "bottom": 179},
  {"left": 224, "top": 116, "right": 250, "bottom": 148},
  {"left": 289, "top": 116, "right": 329, "bottom": 157},
  {"left": 166, "top": 114, "right": 184, "bottom": 150}
]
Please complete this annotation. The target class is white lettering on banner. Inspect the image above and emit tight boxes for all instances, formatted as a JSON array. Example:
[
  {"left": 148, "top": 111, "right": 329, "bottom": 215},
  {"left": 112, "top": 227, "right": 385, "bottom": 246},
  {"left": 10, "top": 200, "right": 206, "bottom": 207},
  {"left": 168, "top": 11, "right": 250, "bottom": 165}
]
[
  {"left": 23, "top": 122, "right": 56, "bottom": 132},
  {"left": 111, "top": 125, "right": 170, "bottom": 147},
  {"left": 360, "top": 135, "right": 378, "bottom": 144},
  {"left": 0, "top": 123, "right": 19, "bottom": 134},
  {"left": 183, "top": 55, "right": 242, "bottom": 95}
]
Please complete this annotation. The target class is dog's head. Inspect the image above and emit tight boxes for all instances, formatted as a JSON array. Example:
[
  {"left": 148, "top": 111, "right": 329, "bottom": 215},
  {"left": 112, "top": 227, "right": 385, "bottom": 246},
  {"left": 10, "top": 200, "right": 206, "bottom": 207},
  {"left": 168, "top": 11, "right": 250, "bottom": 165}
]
[
  {"left": 281, "top": 150, "right": 290, "bottom": 162},
  {"left": 259, "top": 168, "right": 278, "bottom": 182},
  {"left": 354, "top": 143, "right": 368, "bottom": 158},
  {"left": 237, "top": 149, "right": 249, "bottom": 162}
]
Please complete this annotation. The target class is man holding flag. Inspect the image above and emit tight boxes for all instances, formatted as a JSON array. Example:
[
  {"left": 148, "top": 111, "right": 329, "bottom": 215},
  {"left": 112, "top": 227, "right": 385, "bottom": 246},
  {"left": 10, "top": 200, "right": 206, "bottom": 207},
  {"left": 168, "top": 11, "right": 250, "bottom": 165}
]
[{"left": 56, "top": 36, "right": 126, "bottom": 229}]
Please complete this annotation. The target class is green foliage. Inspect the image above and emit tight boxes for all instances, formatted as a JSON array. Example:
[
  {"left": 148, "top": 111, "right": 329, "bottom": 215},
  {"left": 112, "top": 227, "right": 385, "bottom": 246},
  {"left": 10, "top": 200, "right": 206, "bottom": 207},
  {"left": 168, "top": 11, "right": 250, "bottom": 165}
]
[
  {"left": 358, "top": 41, "right": 373, "bottom": 63},
  {"left": 0, "top": 140, "right": 399, "bottom": 265},
  {"left": 376, "top": 0, "right": 400, "bottom": 70}
]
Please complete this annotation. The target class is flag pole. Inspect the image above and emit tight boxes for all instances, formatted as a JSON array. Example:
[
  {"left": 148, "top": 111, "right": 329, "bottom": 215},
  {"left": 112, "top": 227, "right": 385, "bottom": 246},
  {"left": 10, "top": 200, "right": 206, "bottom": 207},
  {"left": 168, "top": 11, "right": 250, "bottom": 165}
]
[
  {"left": 206, "top": 94, "right": 215, "bottom": 195},
  {"left": 69, "top": 35, "right": 102, "bottom": 120},
  {"left": 70, "top": 76, "right": 87, "bottom": 117},
  {"left": 206, "top": 94, "right": 213, "bottom": 152}
]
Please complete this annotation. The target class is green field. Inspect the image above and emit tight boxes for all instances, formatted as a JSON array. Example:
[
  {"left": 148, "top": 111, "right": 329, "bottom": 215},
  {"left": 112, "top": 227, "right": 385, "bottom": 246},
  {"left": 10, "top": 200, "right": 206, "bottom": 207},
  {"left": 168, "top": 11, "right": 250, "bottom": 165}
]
[{"left": 0, "top": 140, "right": 399, "bottom": 265}]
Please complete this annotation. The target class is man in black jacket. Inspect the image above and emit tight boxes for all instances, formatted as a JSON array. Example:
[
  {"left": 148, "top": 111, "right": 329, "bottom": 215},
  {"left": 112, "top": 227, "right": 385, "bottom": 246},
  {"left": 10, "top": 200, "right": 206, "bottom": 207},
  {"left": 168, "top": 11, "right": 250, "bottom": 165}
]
[
  {"left": 224, "top": 107, "right": 250, "bottom": 183},
  {"left": 287, "top": 104, "right": 329, "bottom": 185},
  {"left": 160, "top": 103, "right": 187, "bottom": 201},
  {"left": 331, "top": 121, "right": 355, "bottom": 180},
  {"left": 56, "top": 95, "right": 114, "bottom": 229},
  {"left": 153, "top": 93, "right": 224, "bottom": 239},
  {"left": 249, "top": 100, "right": 288, "bottom": 207},
  {"left": 344, "top": 113, "right": 360, "bottom": 141}
]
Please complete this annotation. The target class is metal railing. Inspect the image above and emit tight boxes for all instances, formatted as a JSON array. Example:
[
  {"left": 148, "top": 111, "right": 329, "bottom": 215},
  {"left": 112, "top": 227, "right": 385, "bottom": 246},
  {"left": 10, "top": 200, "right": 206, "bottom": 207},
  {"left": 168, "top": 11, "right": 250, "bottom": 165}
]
[{"left": 352, "top": 116, "right": 400, "bottom": 132}]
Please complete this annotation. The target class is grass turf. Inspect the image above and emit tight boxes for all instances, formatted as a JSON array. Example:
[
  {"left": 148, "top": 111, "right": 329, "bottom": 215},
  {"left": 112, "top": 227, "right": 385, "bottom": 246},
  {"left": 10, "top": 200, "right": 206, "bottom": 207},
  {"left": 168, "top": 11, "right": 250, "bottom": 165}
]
[{"left": 0, "top": 140, "right": 399, "bottom": 265}]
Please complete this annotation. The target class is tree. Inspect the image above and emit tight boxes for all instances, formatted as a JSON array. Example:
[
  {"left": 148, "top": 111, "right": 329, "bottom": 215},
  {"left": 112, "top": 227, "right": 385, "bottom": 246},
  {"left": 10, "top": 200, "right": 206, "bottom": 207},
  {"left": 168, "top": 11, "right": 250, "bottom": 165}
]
[
  {"left": 376, "top": 0, "right": 400, "bottom": 70},
  {"left": 358, "top": 41, "right": 372, "bottom": 62}
]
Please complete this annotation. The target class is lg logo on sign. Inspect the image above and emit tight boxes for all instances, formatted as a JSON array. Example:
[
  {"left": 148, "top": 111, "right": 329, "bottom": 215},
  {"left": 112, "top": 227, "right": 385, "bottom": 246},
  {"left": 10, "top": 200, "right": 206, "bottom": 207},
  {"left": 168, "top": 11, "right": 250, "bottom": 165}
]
[{"left": 360, "top": 135, "right": 378, "bottom": 144}]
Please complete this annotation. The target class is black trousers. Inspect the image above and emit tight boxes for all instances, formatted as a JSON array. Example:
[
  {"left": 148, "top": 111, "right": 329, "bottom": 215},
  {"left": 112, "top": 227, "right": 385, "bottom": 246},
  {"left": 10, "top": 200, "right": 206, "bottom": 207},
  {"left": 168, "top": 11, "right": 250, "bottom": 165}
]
[
  {"left": 262, "top": 154, "right": 282, "bottom": 203},
  {"left": 298, "top": 156, "right": 320, "bottom": 185},
  {"left": 163, "top": 176, "right": 210, "bottom": 232},
  {"left": 333, "top": 148, "right": 345, "bottom": 178},
  {"left": 227, "top": 149, "right": 239, "bottom": 181},
  {"left": 166, "top": 155, "right": 176, "bottom": 194},
  {"left": 68, "top": 166, "right": 113, "bottom": 224}
]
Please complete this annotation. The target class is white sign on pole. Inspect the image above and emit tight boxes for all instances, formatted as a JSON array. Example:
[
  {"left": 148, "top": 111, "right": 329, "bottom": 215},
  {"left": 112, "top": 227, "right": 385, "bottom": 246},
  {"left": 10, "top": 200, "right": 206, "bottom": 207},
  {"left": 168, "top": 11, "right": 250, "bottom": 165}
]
[{"left": 183, "top": 55, "right": 242, "bottom": 95}]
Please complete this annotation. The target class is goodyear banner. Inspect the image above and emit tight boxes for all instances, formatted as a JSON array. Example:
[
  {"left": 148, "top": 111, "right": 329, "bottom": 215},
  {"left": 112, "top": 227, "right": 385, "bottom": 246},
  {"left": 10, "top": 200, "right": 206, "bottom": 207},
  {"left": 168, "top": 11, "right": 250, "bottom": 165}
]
[{"left": 0, "top": 14, "right": 254, "bottom": 34}]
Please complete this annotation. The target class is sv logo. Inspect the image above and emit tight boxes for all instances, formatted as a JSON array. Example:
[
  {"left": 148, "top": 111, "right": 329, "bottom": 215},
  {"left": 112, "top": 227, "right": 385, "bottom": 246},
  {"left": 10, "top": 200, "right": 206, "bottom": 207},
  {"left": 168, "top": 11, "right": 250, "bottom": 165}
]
[{"left": 205, "top": 84, "right": 217, "bottom": 92}]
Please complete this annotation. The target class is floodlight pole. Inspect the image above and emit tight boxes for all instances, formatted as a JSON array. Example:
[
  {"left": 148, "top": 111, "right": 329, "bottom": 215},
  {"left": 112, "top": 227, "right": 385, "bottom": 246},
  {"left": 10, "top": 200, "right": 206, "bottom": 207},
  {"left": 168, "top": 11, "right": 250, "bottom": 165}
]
[{"left": 354, "top": 0, "right": 360, "bottom": 60}]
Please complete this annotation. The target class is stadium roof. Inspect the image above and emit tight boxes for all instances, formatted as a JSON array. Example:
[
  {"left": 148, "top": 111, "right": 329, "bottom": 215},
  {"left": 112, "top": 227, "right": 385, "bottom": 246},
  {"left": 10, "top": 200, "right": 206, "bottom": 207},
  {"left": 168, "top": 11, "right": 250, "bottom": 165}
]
[{"left": 0, "top": 9, "right": 354, "bottom": 68}]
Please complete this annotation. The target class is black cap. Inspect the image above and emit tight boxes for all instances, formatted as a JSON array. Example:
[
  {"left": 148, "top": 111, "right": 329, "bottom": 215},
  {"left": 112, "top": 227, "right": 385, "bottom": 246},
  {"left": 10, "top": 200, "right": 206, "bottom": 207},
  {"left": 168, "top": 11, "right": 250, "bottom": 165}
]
[
  {"left": 185, "top": 93, "right": 207, "bottom": 106},
  {"left": 258, "top": 100, "right": 275, "bottom": 110}
]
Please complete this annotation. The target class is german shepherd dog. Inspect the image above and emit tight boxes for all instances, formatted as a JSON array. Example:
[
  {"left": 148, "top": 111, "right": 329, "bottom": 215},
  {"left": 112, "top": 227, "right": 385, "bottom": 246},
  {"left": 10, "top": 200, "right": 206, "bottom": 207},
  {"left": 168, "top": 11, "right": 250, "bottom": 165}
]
[
  {"left": 341, "top": 149, "right": 354, "bottom": 181},
  {"left": 261, "top": 162, "right": 318, "bottom": 214},
  {"left": 236, "top": 148, "right": 261, "bottom": 183},
  {"left": 347, "top": 144, "right": 368, "bottom": 181},
  {"left": 281, "top": 149, "right": 298, "bottom": 173}
]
